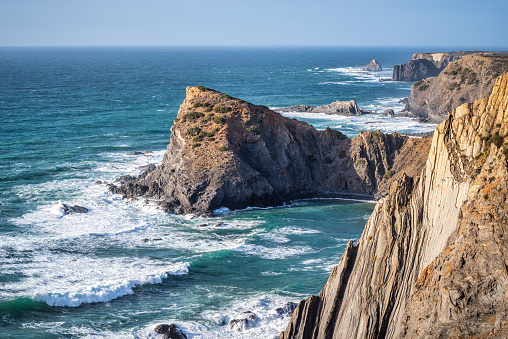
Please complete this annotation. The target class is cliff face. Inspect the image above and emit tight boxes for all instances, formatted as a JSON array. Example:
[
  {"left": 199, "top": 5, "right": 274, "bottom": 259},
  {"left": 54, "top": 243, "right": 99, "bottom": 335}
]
[
  {"left": 280, "top": 73, "right": 508, "bottom": 339},
  {"left": 391, "top": 59, "right": 440, "bottom": 82},
  {"left": 110, "top": 87, "right": 429, "bottom": 215},
  {"left": 412, "top": 51, "right": 482, "bottom": 71},
  {"left": 405, "top": 54, "right": 508, "bottom": 123}
]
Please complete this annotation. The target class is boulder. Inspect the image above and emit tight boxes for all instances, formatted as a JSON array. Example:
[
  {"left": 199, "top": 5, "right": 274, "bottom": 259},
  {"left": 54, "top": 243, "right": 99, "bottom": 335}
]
[
  {"left": 382, "top": 109, "right": 395, "bottom": 117},
  {"left": 154, "top": 324, "right": 187, "bottom": 339}
]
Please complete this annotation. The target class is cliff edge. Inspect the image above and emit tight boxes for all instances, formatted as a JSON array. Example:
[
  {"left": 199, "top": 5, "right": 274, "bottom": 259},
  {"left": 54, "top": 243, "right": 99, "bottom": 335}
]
[
  {"left": 110, "top": 87, "right": 429, "bottom": 216},
  {"left": 280, "top": 73, "right": 508, "bottom": 338},
  {"left": 405, "top": 53, "right": 508, "bottom": 123}
]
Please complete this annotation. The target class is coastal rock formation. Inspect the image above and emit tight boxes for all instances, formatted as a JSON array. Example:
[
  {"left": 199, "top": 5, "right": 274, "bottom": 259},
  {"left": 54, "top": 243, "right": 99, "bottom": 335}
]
[
  {"left": 279, "top": 73, "right": 508, "bottom": 339},
  {"left": 391, "top": 59, "right": 440, "bottom": 82},
  {"left": 362, "top": 60, "right": 382, "bottom": 72},
  {"left": 404, "top": 53, "right": 508, "bottom": 123},
  {"left": 412, "top": 51, "right": 482, "bottom": 71},
  {"left": 276, "top": 100, "right": 372, "bottom": 116},
  {"left": 110, "top": 87, "right": 430, "bottom": 215}
]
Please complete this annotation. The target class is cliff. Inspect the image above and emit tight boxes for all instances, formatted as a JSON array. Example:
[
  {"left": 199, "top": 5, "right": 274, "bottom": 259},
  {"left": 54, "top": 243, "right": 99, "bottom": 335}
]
[
  {"left": 405, "top": 53, "right": 508, "bottom": 123},
  {"left": 276, "top": 100, "right": 372, "bottom": 116},
  {"left": 412, "top": 51, "right": 482, "bottom": 71},
  {"left": 110, "top": 87, "right": 429, "bottom": 216},
  {"left": 391, "top": 59, "right": 440, "bottom": 82},
  {"left": 279, "top": 73, "right": 508, "bottom": 339}
]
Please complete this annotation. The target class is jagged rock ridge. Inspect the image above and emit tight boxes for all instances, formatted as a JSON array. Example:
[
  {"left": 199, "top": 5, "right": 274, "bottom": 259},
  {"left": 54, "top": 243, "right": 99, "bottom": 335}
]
[
  {"left": 276, "top": 100, "right": 372, "bottom": 116},
  {"left": 279, "top": 73, "right": 508, "bottom": 338},
  {"left": 110, "top": 87, "right": 429, "bottom": 216}
]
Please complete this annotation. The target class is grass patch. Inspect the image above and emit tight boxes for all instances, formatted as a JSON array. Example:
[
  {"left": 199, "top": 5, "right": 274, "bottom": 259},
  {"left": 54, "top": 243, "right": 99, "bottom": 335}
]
[
  {"left": 214, "top": 106, "right": 232, "bottom": 114},
  {"left": 213, "top": 116, "right": 225, "bottom": 124},
  {"left": 183, "top": 112, "right": 205, "bottom": 120}
]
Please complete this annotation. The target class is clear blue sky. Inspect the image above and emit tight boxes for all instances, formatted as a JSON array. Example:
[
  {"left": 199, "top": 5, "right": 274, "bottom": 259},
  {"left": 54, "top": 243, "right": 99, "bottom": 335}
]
[{"left": 1, "top": 0, "right": 507, "bottom": 47}]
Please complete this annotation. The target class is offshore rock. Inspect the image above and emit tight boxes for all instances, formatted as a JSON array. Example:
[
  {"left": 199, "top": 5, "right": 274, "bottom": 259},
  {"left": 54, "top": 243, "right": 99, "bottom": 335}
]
[
  {"left": 279, "top": 73, "right": 508, "bottom": 338},
  {"left": 405, "top": 53, "right": 508, "bottom": 123},
  {"left": 110, "top": 87, "right": 430, "bottom": 216},
  {"left": 362, "top": 59, "right": 382, "bottom": 72},
  {"left": 391, "top": 59, "right": 440, "bottom": 82},
  {"left": 276, "top": 100, "right": 372, "bottom": 116}
]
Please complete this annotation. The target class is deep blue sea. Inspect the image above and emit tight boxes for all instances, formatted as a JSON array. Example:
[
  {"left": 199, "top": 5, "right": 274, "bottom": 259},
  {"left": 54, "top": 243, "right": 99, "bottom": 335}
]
[{"left": 1, "top": 47, "right": 436, "bottom": 338}]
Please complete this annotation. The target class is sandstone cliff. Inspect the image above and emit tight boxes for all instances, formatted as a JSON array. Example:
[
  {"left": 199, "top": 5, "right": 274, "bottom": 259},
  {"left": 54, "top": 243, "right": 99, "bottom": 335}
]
[
  {"left": 405, "top": 53, "right": 508, "bottom": 123},
  {"left": 279, "top": 73, "right": 508, "bottom": 339},
  {"left": 412, "top": 51, "right": 482, "bottom": 71},
  {"left": 276, "top": 100, "right": 372, "bottom": 116},
  {"left": 110, "top": 87, "right": 429, "bottom": 215}
]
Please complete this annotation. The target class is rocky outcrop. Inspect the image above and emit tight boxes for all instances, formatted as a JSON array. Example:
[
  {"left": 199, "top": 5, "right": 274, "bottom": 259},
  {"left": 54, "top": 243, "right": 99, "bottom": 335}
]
[
  {"left": 412, "top": 51, "right": 482, "bottom": 71},
  {"left": 110, "top": 87, "right": 430, "bottom": 216},
  {"left": 362, "top": 60, "right": 382, "bottom": 72},
  {"left": 276, "top": 100, "right": 372, "bottom": 116},
  {"left": 391, "top": 59, "right": 440, "bottom": 82},
  {"left": 405, "top": 53, "right": 508, "bottom": 123},
  {"left": 279, "top": 73, "right": 508, "bottom": 339}
]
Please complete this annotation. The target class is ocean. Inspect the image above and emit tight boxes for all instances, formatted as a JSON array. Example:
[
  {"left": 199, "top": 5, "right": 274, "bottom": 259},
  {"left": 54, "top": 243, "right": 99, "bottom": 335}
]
[{"left": 0, "top": 46, "right": 436, "bottom": 338}]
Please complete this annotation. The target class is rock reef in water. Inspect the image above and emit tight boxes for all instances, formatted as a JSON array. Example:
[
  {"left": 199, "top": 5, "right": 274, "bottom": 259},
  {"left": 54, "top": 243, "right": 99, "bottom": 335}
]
[
  {"left": 279, "top": 73, "right": 508, "bottom": 339},
  {"left": 109, "top": 87, "right": 430, "bottom": 216},
  {"left": 404, "top": 52, "right": 508, "bottom": 123},
  {"left": 362, "top": 59, "right": 382, "bottom": 72},
  {"left": 275, "top": 100, "right": 372, "bottom": 116}
]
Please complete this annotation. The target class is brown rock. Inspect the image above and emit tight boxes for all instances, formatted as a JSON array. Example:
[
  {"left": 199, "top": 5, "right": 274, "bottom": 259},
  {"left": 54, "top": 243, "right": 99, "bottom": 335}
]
[
  {"left": 109, "top": 87, "right": 429, "bottom": 216},
  {"left": 280, "top": 73, "right": 508, "bottom": 338}
]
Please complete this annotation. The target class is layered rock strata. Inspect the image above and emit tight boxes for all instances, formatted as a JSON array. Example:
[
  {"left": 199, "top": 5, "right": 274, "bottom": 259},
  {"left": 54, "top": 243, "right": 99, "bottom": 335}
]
[
  {"left": 405, "top": 53, "right": 508, "bottom": 123},
  {"left": 110, "top": 87, "right": 429, "bottom": 215},
  {"left": 279, "top": 73, "right": 508, "bottom": 338},
  {"left": 276, "top": 100, "right": 372, "bottom": 116}
]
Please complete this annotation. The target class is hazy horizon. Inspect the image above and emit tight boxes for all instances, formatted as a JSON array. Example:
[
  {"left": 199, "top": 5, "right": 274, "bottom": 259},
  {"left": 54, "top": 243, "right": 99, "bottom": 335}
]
[{"left": 1, "top": 0, "right": 507, "bottom": 48}]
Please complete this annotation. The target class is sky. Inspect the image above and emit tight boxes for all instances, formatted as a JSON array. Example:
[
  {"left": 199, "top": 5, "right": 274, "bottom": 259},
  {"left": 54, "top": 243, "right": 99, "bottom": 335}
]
[{"left": 1, "top": 0, "right": 507, "bottom": 47}]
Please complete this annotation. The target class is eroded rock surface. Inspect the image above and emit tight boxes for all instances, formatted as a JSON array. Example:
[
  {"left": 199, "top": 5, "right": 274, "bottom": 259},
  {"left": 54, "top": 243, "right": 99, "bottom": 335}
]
[
  {"left": 280, "top": 73, "right": 508, "bottom": 339},
  {"left": 405, "top": 53, "right": 508, "bottom": 123},
  {"left": 276, "top": 100, "right": 372, "bottom": 116},
  {"left": 362, "top": 59, "right": 382, "bottom": 72},
  {"left": 110, "top": 87, "right": 430, "bottom": 215}
]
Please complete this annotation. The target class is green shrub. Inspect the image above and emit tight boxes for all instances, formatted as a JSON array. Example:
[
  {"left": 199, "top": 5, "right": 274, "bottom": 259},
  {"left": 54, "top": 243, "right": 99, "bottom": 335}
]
[
  {"left": 207, "top": 137, "right": 215, "bottom": 142},
  {"left": 193, "top": 136, "right": 203, "bottom": 142},
  {"left": 218, "top": 146, "right": 227, "bottom": 151},
  {"left": 384, "top": 169, "right": 395, "bottom": 178},
  {"left": 418, "top": 83, "right": 429, "bottom": 91},
  {"left": 214, "top": 106, "right": 232, "bottom": 114},
  {"left": 197, "top": 86, "right": 209, "bottom": 91},
  {"left": 213, "top": 116, "right": 225, "bottom": 124},
  {"left": 187, "top": 127, "right": 202, "bottom": 136},
  {"left": 192, "top": 143, "right": 201, "bottom": 148},
  {"left": 204, "top": 106, "right": 213, "bottom": 112},
  {"left": 206, "top": 129, "right": 217, "bottom": 137},
  {"left": 174, "top": 118, "right": 180, "bottom": 123},
  {"left": 220, "top": 94, "right": 232, "bottom": 100},
  {"left": 183, "top": 112, "right": 205, "bottom": 120}
]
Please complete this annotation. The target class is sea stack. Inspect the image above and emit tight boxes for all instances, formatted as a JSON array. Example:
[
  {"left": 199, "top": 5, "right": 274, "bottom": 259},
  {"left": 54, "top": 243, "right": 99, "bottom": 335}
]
[
  {"left": 362, "top": 59, "right": 382, "bottom": 72},
  {"left": 279, "top": 72, "right": 508, "bottom": 338},
  {"left": 110, "top": 87, "right": 431, "bottom": 215}
]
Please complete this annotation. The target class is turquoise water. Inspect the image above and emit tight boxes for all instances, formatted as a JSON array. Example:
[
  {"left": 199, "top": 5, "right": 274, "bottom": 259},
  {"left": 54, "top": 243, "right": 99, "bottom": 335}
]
[{"left": 1, "top": 47, "right": 430, "bottom": 338}]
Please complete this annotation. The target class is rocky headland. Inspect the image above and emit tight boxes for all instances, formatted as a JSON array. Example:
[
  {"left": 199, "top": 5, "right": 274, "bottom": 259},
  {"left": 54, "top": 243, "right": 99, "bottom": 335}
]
[
  {"left": 392, "top": 51, "right": 483, "bottom": 82},
  {"left": 362, "top": 59, "right": 382, "bottom": 72},
  {"left": 109, "top": 87, "right": 429, "bottom": 216},
  {"left": 391, "top": 59, "right": 441, "bottom": 82},
  {"left": 275, "top": 100, "right": 372, "bottom": 116},
  {"left": 279, "top": 72, "right": 508, "bottom": 338},
  {"left": 404, "top": 53, "right": 508, "bottom": 123}
]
